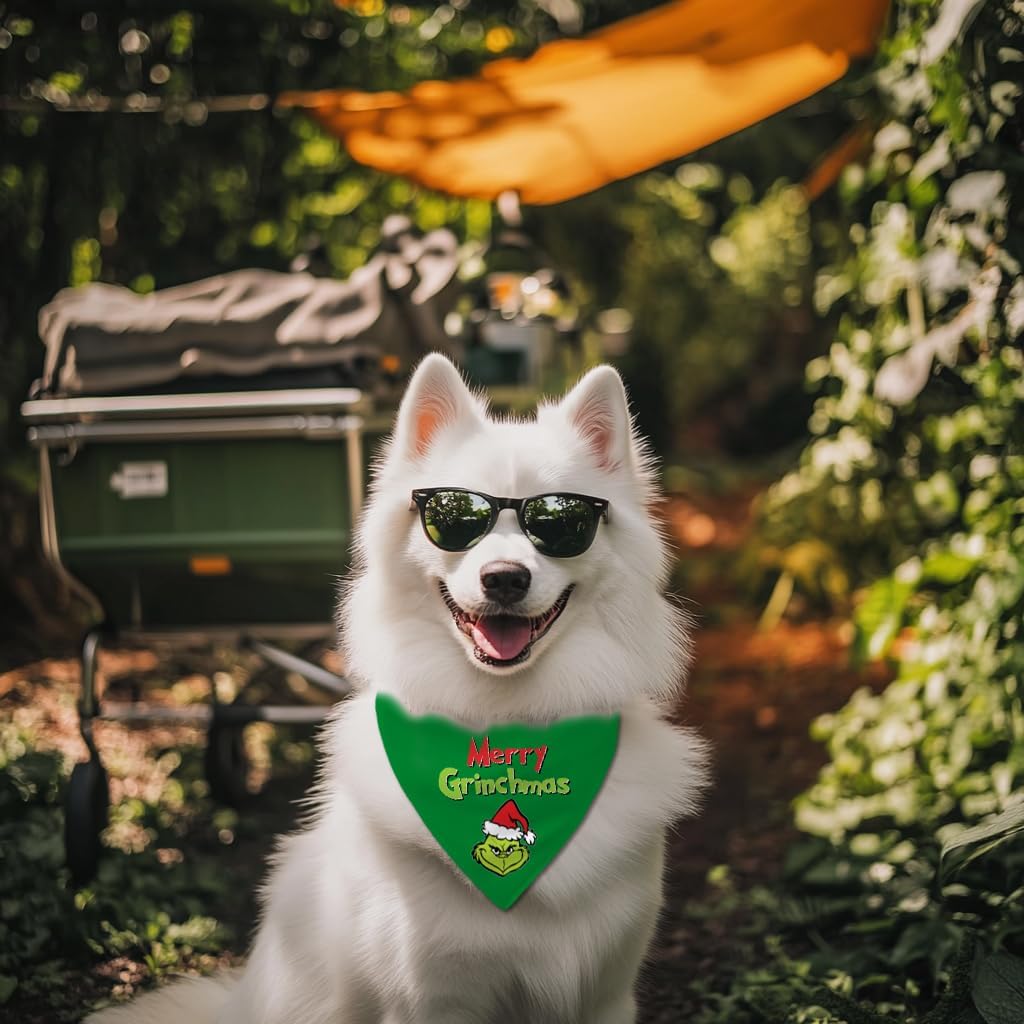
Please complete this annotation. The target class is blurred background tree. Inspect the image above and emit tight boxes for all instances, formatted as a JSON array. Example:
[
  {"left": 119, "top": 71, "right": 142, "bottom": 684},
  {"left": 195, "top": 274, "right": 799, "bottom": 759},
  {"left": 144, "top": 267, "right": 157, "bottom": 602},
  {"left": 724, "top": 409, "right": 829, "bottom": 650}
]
[{"left": 0, "top": 0, "right": 857, "bottom": 467}]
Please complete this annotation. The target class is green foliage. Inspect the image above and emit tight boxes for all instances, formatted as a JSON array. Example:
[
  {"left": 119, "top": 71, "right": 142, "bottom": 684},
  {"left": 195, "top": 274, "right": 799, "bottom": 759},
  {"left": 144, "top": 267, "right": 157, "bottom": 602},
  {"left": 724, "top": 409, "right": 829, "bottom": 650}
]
[
  {"left": 689, "top": 817, "right": 1024, "bottom": 1024},
  {"left": 757, "top": 0, "right": 1023, "bottom": 588},
  {"left": 540, "top": 148, "right": 836, "bottom": 455},
  {"left": 973, "top": 952, "right": 1024, "bottom": 1024},
  {"left": 940, "top": 802, "right": 1024, "bottom": 881},
  {"left": 0, "top": 722, "right": 232, "bottom": 1017},
  {"left": 734, "top": 0, "right": 1024, "bottom": 1021},
  {"left": 616, "top": 174, "right": 817, "bottom": 448}
]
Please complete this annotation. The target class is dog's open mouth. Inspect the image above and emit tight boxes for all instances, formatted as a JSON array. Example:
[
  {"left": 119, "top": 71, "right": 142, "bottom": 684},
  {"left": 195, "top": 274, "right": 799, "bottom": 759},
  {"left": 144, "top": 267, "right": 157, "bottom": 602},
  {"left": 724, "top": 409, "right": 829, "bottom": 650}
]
[{"left": 440, "top": 582, "right": 574, "bottom": 667}]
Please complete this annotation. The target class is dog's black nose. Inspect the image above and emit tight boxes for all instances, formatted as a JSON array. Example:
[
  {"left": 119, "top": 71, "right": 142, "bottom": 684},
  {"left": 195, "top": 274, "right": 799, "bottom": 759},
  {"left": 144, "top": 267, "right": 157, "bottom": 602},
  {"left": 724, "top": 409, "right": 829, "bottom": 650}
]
[{"left": 480, "top": 561, "right": 531, "bottom": 605}]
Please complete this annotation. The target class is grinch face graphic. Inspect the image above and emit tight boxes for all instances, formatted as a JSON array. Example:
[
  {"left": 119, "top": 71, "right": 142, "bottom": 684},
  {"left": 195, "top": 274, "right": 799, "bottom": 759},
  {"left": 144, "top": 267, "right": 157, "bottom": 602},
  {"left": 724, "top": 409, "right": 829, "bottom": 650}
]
[
  {"left": 472, "top": 799, "right": 535, "bottom": 878},
  {"left": 472, "top": 835, "right": 530, "bottom": 876}
]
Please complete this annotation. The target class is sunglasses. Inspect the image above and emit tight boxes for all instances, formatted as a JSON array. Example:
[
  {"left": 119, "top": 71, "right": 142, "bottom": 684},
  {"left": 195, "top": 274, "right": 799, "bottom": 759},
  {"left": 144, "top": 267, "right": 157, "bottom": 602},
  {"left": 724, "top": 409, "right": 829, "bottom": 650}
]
[{"left": 410, "top": 488, "right": 610, "bottom": 558}]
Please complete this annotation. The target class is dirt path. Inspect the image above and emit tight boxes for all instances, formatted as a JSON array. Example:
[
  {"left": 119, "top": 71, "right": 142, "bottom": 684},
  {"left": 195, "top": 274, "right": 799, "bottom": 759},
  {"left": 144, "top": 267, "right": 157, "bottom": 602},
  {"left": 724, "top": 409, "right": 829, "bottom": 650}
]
[
  {"left": 635, "top": 494, "right": 888, "bottom": 1021},
  {"left": 639, "top": 615, "right": 886, "bottom": 1021}
]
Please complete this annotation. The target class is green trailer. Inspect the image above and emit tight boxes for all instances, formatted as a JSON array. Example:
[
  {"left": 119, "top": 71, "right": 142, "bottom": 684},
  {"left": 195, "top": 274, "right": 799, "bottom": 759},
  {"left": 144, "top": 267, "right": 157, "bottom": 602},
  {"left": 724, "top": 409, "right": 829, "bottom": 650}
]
[
  {"left": 26, "top": 388, "right": 369, "bottom": 629},
  {"left": 23, "top": 385, "right": 388, "bottom": 881}
]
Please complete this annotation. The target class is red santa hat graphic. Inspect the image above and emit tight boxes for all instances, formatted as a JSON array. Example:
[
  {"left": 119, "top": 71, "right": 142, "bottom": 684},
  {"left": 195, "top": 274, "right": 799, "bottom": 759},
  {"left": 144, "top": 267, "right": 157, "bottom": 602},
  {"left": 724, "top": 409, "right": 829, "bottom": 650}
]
[{"left": 482, "top": 799, "right": 536, "bottom": 845}]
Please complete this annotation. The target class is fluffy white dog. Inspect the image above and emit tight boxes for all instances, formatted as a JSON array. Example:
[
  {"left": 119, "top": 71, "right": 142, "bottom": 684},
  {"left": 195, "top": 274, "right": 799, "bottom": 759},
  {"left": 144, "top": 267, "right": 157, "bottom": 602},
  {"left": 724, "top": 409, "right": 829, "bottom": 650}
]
[{"left": 88, "top": 354, "right": 709, "bottom": 1024}]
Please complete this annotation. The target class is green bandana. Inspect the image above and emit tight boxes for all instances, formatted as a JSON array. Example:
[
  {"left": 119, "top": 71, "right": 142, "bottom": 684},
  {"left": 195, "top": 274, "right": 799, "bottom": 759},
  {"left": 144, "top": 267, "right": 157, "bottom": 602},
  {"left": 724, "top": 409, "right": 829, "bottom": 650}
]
[{"left": 375, "top": 693, "right": 620, "bottom": 909}]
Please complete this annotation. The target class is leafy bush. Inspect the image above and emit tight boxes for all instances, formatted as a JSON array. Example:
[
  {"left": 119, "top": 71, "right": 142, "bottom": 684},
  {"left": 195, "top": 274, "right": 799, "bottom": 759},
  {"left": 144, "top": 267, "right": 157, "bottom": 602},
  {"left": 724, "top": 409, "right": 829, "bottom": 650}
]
[
  {"left": 737, "top": 0, "right": 1024, "bottom": 1020},
  {"left": 757, "top": 0, "right": 1023, "bottom": 590}
]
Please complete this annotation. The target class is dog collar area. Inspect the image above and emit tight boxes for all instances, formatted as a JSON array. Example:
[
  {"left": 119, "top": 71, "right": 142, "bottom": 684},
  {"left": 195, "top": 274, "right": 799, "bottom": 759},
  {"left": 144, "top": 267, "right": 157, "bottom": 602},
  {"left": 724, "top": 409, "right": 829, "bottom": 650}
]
[{"left": 374, "top": 693, "right": 620, "bottom": 909}]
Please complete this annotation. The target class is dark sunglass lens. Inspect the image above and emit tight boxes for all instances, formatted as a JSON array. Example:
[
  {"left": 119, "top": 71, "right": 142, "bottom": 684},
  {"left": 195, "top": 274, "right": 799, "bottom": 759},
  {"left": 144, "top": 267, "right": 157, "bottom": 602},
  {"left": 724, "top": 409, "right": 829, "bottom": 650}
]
[
  {"left": 522, "top": 496, "right": 598, "bottom": 557},
  {"left": 422, "top": 491, "right": 493, "bottom": 551}
]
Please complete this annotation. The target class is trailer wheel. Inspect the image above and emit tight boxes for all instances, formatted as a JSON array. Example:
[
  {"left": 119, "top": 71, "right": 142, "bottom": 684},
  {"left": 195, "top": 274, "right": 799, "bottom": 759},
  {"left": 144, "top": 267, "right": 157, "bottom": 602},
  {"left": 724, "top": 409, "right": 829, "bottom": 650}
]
[
  {"left": 65, "top": 758, "right": 109, "bottom": 885},
  {"left": 205, "top": 722, "right": 250, "bottom": 807}
]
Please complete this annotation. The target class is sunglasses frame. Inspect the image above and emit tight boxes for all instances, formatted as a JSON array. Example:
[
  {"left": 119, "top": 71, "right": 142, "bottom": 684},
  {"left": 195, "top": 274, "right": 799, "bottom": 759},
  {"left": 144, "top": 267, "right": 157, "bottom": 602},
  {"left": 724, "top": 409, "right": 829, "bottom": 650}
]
[{"left": 410, "top": 487, "right": 610, "bottom": 558}]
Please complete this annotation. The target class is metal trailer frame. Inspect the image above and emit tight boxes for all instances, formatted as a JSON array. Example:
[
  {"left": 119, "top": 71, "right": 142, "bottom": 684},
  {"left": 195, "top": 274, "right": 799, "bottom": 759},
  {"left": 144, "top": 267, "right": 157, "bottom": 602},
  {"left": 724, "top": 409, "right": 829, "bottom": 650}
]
[{"left": 22, "top": 387, "right": 376, "bottom": 881}]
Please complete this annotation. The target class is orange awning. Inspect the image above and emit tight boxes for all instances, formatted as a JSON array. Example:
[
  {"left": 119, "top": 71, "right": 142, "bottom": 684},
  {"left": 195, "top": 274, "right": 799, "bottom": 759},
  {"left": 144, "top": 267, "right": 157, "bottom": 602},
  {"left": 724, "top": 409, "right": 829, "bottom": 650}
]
[{"left": 281, "top": 0, "right": 889, "bottom": 205}]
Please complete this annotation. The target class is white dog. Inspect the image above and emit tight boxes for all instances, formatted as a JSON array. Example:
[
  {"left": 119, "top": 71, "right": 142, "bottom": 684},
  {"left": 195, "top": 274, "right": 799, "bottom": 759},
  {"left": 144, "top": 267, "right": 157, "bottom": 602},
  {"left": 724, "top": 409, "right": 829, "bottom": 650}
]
[{"left": 89, "top": 354, "right": 709, "bottom": 1024}]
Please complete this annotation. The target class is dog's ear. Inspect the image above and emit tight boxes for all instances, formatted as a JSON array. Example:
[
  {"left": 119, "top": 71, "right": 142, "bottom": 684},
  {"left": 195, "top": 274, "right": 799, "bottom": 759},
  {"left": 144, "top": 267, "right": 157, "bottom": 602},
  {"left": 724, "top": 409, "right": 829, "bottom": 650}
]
[
  {"left": 392, "top": 353, "right": 484, "bottom": 461},
  {"left": 559, "top": 365, "right": 636, "bottom": 474}
]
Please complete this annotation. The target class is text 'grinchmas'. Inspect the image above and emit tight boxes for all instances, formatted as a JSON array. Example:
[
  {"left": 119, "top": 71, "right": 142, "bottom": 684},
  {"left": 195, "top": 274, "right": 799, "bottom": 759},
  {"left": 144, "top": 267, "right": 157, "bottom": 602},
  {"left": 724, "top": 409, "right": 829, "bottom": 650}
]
[{"left": 439, "top": 767, "right": 572, "bottom": 801}]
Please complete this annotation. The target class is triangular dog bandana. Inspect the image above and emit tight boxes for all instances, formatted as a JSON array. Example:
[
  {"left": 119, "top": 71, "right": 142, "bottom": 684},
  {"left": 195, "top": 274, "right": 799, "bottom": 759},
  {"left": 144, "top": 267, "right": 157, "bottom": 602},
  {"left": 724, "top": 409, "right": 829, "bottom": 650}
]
[{"left": 375, "top": 693, "right": 620, "bottom": 909}]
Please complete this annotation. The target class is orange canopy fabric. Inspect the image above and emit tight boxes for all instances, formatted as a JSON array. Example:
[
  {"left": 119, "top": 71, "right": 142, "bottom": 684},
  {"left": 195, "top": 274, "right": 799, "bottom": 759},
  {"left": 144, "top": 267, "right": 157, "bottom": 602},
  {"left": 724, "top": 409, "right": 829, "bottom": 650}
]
[{"left": 281, "top": 0, "right": 889, "bottom": 205}]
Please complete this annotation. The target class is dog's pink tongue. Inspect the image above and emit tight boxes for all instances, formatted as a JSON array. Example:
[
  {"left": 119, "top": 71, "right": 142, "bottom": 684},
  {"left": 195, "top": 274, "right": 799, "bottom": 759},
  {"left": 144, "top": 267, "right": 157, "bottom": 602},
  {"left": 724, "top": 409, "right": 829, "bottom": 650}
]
[{"left": 471, "top": 616, "right": 532, "bottom": 661}]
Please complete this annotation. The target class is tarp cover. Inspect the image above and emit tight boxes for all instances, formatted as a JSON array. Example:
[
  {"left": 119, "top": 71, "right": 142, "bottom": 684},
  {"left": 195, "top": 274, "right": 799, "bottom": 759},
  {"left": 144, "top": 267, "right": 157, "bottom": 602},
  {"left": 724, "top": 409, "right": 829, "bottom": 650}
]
[
  {"left": 281, "top": 0, "right": 890, "bottom": 205},
  {"left": 37, "top": 219, "right": 459, "bottom": 396}
]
